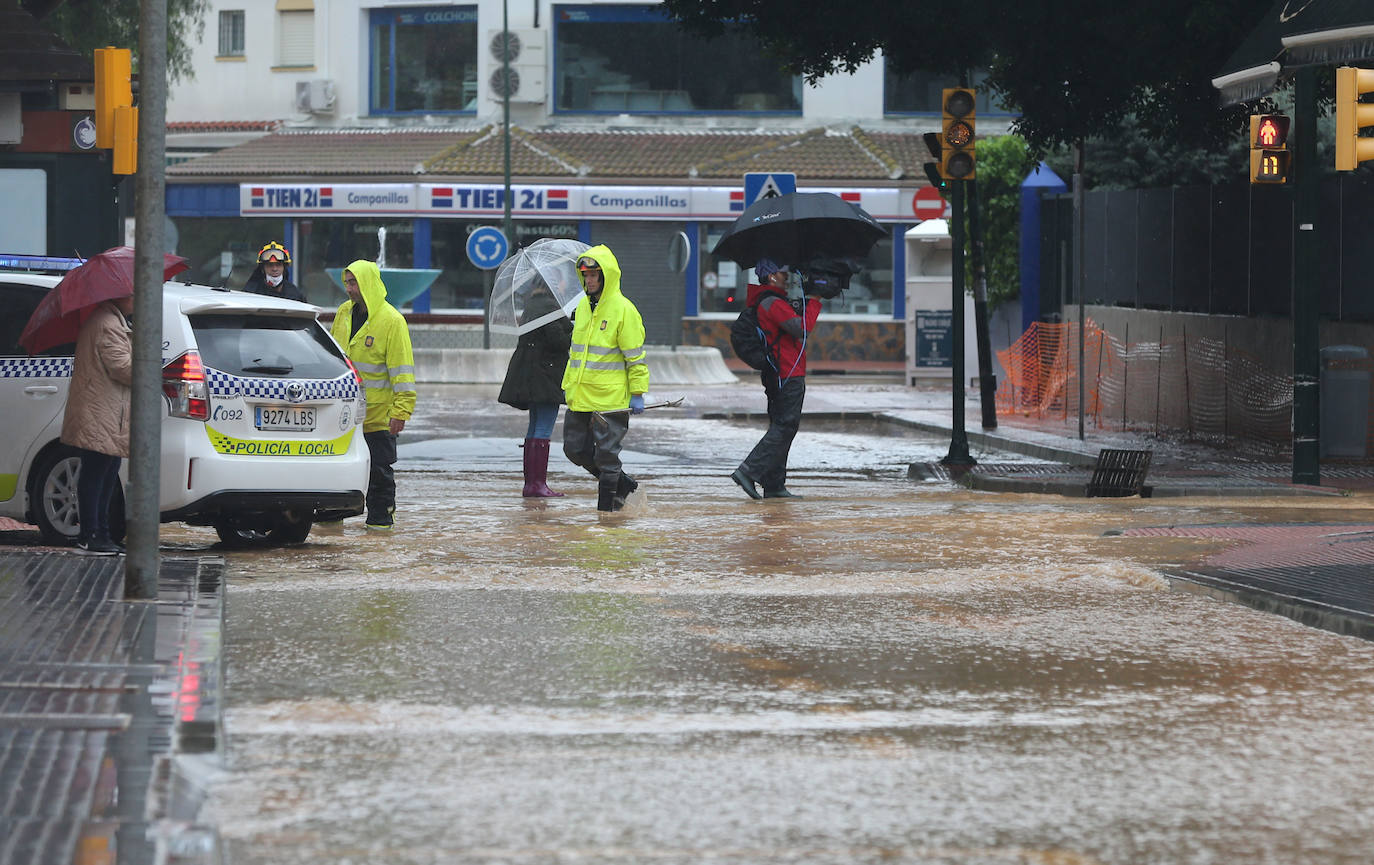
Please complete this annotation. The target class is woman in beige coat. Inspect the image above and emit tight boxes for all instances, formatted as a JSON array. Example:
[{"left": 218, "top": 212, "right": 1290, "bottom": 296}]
[{"left": 60, "top": 296, "right": 134, "bottom": 555}]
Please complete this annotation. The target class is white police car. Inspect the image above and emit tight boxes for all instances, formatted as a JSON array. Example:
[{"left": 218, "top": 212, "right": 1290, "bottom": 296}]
[{"left": 0, "top": 255, "right": 369, "bottom": 546}]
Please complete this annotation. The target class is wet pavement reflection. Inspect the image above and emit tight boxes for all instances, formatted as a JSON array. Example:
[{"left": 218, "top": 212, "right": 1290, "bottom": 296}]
[{"left": 176, "top": 385, "right": 1374, "bottom": 865}]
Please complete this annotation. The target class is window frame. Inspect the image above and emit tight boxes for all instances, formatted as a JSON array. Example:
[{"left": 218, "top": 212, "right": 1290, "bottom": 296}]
[
  {"left": 367, "top": 5, "right": 480, "bottom": 116},
  {"left": 217, "top": 9, "right": 246, "bottom": 58},
  {"left": 552, "top": 3, "right": 802, "bottom": 116}
]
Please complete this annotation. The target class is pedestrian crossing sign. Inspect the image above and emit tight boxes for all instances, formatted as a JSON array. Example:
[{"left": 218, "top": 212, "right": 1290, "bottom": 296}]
[{"left": 744, "top": 172, "right": 796, "bottom": 208}]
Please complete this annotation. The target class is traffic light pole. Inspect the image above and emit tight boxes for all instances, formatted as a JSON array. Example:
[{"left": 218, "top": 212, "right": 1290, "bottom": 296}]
[
  {"left": 966, "top": 179, "right": 998, "bottom": 430},
  {"left": 1292, "top": 66, "right": 1320, "bottom": 485},
  {"left": 942, "top": 179, "right": 974, "bottom": 466}
]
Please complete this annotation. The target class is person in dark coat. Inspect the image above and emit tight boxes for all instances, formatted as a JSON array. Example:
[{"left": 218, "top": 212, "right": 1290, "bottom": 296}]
[
  {"left": 244, "top": 241, "right": 306, "bottom": 302},
  {"left": 498, "top": 280, "right": 573, "bottom": 497}
]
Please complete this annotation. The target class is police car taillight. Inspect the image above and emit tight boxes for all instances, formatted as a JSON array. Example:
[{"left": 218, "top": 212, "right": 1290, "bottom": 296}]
[
  {"left": 162, "top": 350, "right": 210, "bottom": 420},
  {"left": 347, "top": 358, "right": 366, "bottom": 425}
]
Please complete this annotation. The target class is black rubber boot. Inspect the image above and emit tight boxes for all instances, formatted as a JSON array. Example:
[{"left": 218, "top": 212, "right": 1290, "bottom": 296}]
[
  {"left": 614, "top": 473, "right": 638, "bottom": 507},
  {"left": 597, "top": 478, "right": 621, "bottom": 512}
]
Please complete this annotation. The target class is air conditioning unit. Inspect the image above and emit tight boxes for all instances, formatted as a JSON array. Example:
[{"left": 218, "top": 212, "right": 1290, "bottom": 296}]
[
  {"left": 487, "top": 29, "right": 546, "bottom": 102},
  {"left": 294, "top": 79, "right": 336, "bottom": 114},
  {"left": 59, "top": 82, "right": 96, "bottom": 111}
]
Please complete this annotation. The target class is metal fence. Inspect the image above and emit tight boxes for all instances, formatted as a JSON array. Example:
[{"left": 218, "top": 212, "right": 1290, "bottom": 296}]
[{"left": 1037, "top": 173, "right": 1374, "bottom": 322}]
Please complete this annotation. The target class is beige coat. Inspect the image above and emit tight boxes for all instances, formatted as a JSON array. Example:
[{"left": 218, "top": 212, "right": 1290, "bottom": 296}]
[{"left": 60, "top": 301, "right": 132, "bottom": 457}]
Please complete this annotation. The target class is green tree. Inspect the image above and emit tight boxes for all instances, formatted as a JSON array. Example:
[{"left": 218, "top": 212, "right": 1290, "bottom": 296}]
[
  {"left": 973, "top": 135, "right": 1031, "bottom": 308},
  {"left": 25, "top": 0, "right": 209, "bottom": 83}
]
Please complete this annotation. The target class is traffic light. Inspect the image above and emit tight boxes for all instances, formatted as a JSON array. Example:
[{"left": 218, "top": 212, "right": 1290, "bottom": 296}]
[
  {"left": 1248, "top": 114, "right": 1290, "bottom": 184},
  {"left": 94, "top": 47, "right": 132, "bottom": 150},
  {"left": 1335, "top": 66, "right": 1374, "bottom": 171},
  {"left": 112, "top": 105, "right": 138, "bottom": 175},
  {"left": 940, "top": 88, "right": 976, "bottom": 180}
]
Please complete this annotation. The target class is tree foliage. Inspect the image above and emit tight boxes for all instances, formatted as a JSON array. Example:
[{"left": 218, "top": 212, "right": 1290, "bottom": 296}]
[
  {"left": 661, "top": 0, "right": 1269, "bottom": 158},
  {"left": 25, "top": 0, "right": 209, "bottom": 84},
  {"left": 972, "top": 135, "right": 1031, "bottom": 308}
]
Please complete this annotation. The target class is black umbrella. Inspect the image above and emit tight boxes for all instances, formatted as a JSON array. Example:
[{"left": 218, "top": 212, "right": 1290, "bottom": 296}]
[{"left": 711, "top": 192, "right": 887, "bottom": 269}]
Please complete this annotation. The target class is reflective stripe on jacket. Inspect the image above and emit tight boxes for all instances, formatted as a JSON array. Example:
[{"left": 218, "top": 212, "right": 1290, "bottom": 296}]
[
  {"left": 560, "top": 245, "right": 649, "bottom": 412},
  {"left": 329, "top": 259, "right": 417, "bottom": 432}
]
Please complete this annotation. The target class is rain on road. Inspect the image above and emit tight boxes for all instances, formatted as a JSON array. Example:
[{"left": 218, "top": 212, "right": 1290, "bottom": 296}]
[{"left": 172, "top": 384, "right": 1374, "bottom": 865}]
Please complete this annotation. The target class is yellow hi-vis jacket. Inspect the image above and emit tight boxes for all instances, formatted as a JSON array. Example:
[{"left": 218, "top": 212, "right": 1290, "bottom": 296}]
[
  {"left": 561, "top": 244, "right": 649, "bottom": 412},
  {"left": 330, "top": 259, "right": 417, "bottom": 433}
]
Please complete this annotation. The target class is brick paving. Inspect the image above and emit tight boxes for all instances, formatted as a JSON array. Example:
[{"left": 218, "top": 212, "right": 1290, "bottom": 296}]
[{"left": 0, "top": 553, "right": 224, "bottom": 865}]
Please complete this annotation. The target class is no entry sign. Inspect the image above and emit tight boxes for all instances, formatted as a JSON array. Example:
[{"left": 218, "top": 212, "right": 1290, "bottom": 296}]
[{"left": 912, "top": 185, "right": 950, "bottom": 221}]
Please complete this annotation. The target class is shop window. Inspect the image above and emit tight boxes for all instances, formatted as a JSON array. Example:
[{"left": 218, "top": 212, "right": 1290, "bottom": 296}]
[
  {"left": 883, "top": 64, "right": 1013, "bottom": 115},
  {"left": 554, "top": 4, "right": 799, "bottom": 114},
  {"left": 695, "top": 224, "right": 895, "bottom": 316},
  {"left": 218, "top": 10, "right": 245, "bottom": 58},
  {"left": 428, "top": 220, "right": 579, "bottom": 310},
  {"left": 370, "top": 6, "right": 479, "bottom": 114}
]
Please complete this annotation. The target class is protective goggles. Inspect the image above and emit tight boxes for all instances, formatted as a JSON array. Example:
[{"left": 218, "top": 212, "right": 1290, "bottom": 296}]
[{"left": 576, "top": 257, "right": 601, "bottom": 271}]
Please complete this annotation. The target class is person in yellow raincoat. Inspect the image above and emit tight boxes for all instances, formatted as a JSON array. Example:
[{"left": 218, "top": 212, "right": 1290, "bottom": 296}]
[
  {"left": 560, "top": 245, "right": 649, "bottom": 512},
  {"left": 330, "top": 260, "right": 416, "bottom": 529}
]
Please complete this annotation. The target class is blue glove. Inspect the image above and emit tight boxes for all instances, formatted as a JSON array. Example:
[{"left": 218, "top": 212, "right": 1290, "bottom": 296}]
[{"left": 630, "top": 394, "right": 645, "bottom": 414}]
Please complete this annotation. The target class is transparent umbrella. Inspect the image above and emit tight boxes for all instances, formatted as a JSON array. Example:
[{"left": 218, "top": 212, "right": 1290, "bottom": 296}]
[{"left": 488, "top": 238, "right": 590, "bottom": 335}]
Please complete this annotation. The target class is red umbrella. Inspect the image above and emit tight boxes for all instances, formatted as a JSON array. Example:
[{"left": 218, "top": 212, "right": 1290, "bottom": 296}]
[{"left": 19, "top": 247, "right": 189, "bottom": 355}]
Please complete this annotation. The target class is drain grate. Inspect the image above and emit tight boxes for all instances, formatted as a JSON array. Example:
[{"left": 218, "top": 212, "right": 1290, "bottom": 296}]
[{"left": 1086, "top": 448, "right": 1153, "bottom": 497}]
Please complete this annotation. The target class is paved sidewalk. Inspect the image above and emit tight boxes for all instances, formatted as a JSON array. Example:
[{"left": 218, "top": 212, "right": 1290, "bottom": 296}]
[{"left": 0, "top": 551, "right": 224, "bottom": 865}]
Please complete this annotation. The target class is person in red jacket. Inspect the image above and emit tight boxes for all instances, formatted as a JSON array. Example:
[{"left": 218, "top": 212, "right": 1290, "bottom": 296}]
[{"left": 730, "top": 258, "right": 821, "bottom": 499}]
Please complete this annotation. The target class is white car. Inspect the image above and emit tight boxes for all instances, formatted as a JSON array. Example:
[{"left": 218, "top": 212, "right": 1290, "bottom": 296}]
[{"left": 0, "top": 257, "right": 369, "bottom": 546}]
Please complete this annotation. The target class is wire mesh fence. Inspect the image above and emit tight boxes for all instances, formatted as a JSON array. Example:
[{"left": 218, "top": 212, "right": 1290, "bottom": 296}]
[{"left": 996, "top": 320, "right": 1311, "bottom": 456}]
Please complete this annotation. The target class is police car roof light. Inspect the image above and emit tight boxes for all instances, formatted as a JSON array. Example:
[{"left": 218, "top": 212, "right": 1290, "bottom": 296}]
[{"left": 0, "top": 254, "right": 85, "bottom": 273}]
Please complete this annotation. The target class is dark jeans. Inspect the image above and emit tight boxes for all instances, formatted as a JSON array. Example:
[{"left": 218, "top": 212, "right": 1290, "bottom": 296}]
[
  {"left": 738, "top": 373, "right": 805, "bottom": 492},
  {"left": 364, "top": 430, "right": 398, "bottom": 524},
  {"left": 562, "top": 408, "right": 628, "bottom": 486},
  {"left": 76, "top": 449, "right": 122, "bottom": 543}
]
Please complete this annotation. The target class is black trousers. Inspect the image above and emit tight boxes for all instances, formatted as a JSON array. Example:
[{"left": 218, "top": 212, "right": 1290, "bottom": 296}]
[
  {"left": 76, "top": 449, "right": 121, "bottom": 542},
  {"left": 738, "top": 373, "right": 805, "bottom": 492},
  {"left": 562, "top": 408, "right": 628, "bottom": 487},
  {"left": 364, "top": 430, "right": 397, "bottom": 523}
]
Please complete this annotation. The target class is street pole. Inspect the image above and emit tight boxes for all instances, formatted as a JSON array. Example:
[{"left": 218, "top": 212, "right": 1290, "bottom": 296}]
[
  {"left": 942, "top": 177, "right": 974, "bottom": 466},
  {"left": 1292, "top": 66, "right": 1320, "bottom": 484},
  {"left": 1073, "top": 141, "right": 1086, "bottom": 441},
  {"left": 125, "top": 0, "right": 167, "bottom": 598},
  {"left": 966, "top": 178, "right": 997, "bottom": 429},
  {"left": 488, "top": 0, "right": 512, "bottom": 352}
]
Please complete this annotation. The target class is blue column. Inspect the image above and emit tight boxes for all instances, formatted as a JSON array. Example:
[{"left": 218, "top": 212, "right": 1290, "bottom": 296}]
[
  {"left": 1019, "top": 162, "right": 1067, "bottom": 334},
  {"left": 683, "top": 221, "right": 699, "bottom": 317},
  {"left": 891, "top": 224, "right": 907, "bottom": 320},
  {"left": 412, "top": 218, "right": 432, "bottom": 312}
]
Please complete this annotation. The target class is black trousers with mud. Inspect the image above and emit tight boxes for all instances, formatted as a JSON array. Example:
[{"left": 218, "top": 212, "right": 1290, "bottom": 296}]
[
  {"left": 738, "top": 373, "right": 805, "bottom": 493},
  {"left": 563, "top": 408, "right": 627, "bottom": 484}
]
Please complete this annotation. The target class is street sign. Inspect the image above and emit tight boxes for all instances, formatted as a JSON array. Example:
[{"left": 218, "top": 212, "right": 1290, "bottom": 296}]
[
  {"left": 466, "top": 225, "right": 508, "bottom": 270},
  {"left": 744, "top": 172, "right": 796, "bottom": 208},
  {"left": 913, "top": 185, "right": 950, "bottom": 220}
]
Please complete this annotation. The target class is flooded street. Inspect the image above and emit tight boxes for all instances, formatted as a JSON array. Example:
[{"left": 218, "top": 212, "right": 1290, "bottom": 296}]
[{"left": 180, "top": 384, "right": 1374, "bottom": 865}]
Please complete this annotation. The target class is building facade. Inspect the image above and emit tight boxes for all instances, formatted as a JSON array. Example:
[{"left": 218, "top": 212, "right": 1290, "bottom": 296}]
[{"left": 166, "top": 0, "right": 1013, "bottom": 361}]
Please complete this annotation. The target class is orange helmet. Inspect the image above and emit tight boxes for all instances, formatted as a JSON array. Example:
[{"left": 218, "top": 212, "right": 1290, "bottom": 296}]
[{"left": 257, "top": 241, "right": 291, "bottom": 264}]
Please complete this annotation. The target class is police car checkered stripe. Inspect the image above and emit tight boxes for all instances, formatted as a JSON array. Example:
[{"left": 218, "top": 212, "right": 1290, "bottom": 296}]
[
  {"left": 2, "top": 358, "right": 359, "bottom": 401},
  {"left": 0, "top": 357, "right": 74, "bottom": 377},
  {"left": 206, "top": 369, "right": 360, "bottom": 401}
]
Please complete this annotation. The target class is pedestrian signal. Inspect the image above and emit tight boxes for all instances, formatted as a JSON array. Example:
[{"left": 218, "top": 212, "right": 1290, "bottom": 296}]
[
  {"left": 1248, "top": 114, "right": 1290, "bottom": 184},
  {"left": 1335, "top": 67, "right": 1374, "bottom": 171},
  {"left": 940, "top": 88, "right": 976, "bottom": 180}
]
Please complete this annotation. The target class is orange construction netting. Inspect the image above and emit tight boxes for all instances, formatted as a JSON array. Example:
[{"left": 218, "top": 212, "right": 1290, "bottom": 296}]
[{"left": 996, "top": 320, "right": 1298, "bottom": 452}]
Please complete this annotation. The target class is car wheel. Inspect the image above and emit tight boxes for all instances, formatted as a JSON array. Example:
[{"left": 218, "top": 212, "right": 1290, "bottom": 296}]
[
  {"left": 270, "top": 510, "right": 314, "bottom": 544},
  {"left": 30, "top": 446, "right": 82, "bottom": 545}
]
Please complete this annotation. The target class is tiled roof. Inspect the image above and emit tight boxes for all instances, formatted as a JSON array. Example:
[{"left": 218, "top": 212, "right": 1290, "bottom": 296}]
[
  {"left": 167, "top": 125, "right": 930, "bottom": 184},
  {"left": 167, "top": 120, "right": 281, "bottom": 133}
]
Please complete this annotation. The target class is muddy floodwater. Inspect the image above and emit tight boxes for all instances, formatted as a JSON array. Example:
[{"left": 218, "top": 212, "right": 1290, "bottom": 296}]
[{"left": 176, "top": 384, "right": 1374, "bottom": 865}]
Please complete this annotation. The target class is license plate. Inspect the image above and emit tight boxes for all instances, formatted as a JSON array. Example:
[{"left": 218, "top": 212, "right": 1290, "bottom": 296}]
[{"left": 255, "top": 405, "right": 316, "bottom": 431}]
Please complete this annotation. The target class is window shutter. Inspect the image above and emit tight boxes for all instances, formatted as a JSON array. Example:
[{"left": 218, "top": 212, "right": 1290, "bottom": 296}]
[{"left": 278, "top": 10, "right": 314, "bottom": 66}]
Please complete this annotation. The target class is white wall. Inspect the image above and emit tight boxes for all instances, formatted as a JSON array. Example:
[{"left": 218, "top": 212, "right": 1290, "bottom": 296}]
[{"left": 167, "top": 0, "right": 890, "bottom": 129}]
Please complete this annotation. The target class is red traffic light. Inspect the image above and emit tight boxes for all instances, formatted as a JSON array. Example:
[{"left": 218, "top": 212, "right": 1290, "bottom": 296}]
[{"left": 1252, "top": 115, "right": 1290, "bottom": 149}]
